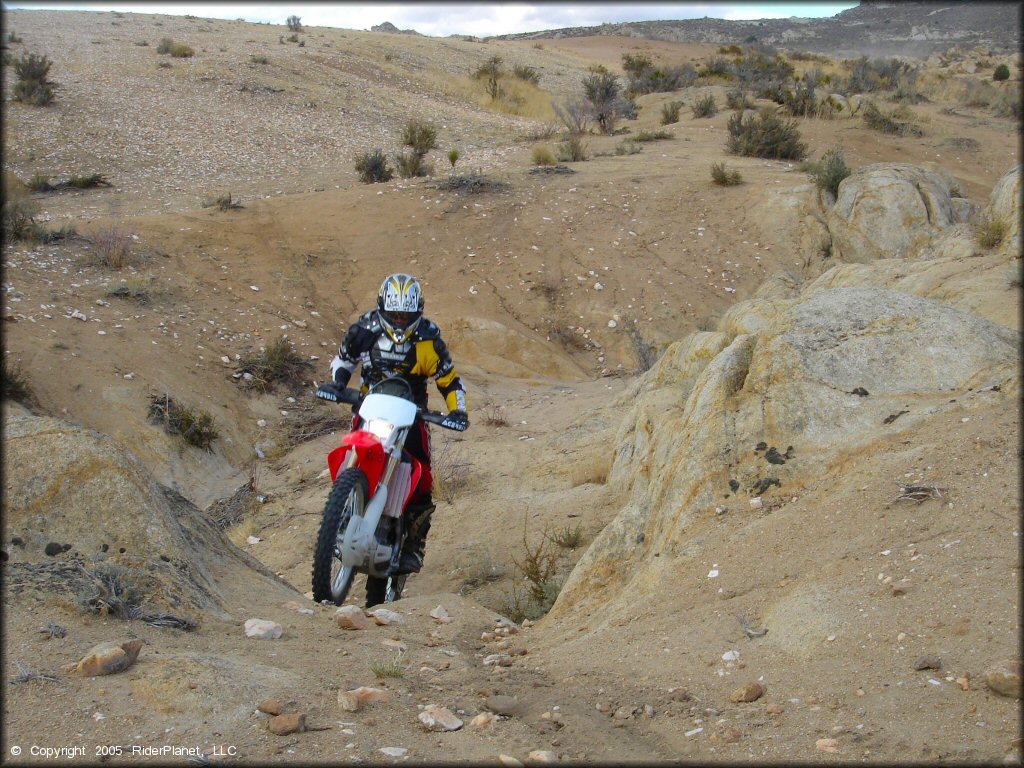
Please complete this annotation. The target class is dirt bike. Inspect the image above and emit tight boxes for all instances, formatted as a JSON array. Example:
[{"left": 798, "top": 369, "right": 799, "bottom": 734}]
[{"left": 310, "top": 377, "right": 466, "bottom": 607}]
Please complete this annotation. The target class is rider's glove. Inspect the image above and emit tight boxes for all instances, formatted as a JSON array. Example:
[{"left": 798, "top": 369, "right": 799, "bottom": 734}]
[
  {"left": 316, "top": 383, "right": 344, "bottom": 402},
  {"left": 441, "top": 409, "right": 469, "bottom": 431}
]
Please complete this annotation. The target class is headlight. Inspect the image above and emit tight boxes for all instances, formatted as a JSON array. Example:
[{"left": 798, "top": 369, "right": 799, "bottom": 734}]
[{"left": 365, "top": 418, "right": 394, "bottom": 441}]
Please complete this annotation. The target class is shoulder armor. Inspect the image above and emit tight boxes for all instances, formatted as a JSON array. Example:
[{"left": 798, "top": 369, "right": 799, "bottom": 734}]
[
  {"left": 357, "top": 310, "right": 381, "bottom": 332},
  {"left": 414, "top": 318, "right": 441, "bottom": 341}
]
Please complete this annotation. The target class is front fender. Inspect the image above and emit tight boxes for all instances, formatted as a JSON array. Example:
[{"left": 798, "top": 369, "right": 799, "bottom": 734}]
[{"left": 328, "top": 431, "right": 386, "bottom": 490}]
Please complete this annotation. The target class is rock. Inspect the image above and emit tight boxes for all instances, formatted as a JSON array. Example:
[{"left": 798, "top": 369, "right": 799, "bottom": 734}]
[
  {"left": 267, "top": 713, "right": 306, "bottom": 735},
  {"left": 642, "top": 704, "right": 655, "bottom": 718},
  {"left": 499, "top": 756, "right": 524, "bottom": 767},
  {"left": 418, "top": 704, "right": 463, "bottom": 731},
  {"left": 668, "top": 689, "right": 693, "bottom": 702},
  {"left": 338, "top": 686, "right": 390, "bottom": 712},
  {"left": 484, "top": 653, "right": 513, "bottom": 667},
  {"left": 527, "top": 750, "right": 558, "bottom": 763},
  {"left": 914, "top": 655, "right": 943, "bottom": 671},
  {"left": 470, "top": 712, "right": 496, "bottom": 727},
  {"left": 282, "top": 600, "right": 312, "bottom": 614},
  {"left": 985, "top": 660, "right": 1023, "bottom": 698},
  {"left": 244, "top": 619, "right": 283, "bottom": 639},
  {"left": 891, "top": 580, "right": 916, "bottom": 596},
  {"left": 257, "top": 698, "right": 284, "bottom": 716},
  {"left": 730, "top": 682, "right": 765, "bottom": 703},
  {"left": 334, "top": 605, "right": 369, "bottom": 630},
  {"left": 430, "top": 605, "right": 452, "bottom": 623},
  {"left": 613, "top": 706, "right": 635, "bottom": 720},
  {"left": 956, "top": 673, "right": 971, "bottom": 691},
  {"left": 372, "top": 608, "right": 404, "bottom": 626},
  {"left": 382, "top": 638, "right": 407, "bottom": 652},
  {"left": 816, "top": 738, "right": 840, "bottom": 753},
  {"left": 485, "top": 695, "right": 522, "bottom": 716},
  {"left": 63, "top": 639, "right": 143, "bottom": 677},
  {"left": 720, "top": 727, "right": 742, "bottom": 743},
  {"left": 378, "top": 747, "right": 408, "bottom": 757},
  {"left": 827, "top": 163, "right": 964, "bottom": 262},
  {"left": 766, "top": 703, "right": 785, "bottom": 715}
]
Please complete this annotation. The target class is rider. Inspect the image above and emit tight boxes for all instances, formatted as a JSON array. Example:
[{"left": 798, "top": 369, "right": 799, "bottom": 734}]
[{"left": 319, "top": 273, "right": 468, "bottom": 574}]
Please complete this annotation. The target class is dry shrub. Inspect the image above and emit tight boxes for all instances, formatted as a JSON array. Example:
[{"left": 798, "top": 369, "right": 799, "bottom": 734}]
[
  {"left": 237, "top": 335, "right": 313, "bottom": 394},
  {"left": 481, "top": 402, "right": 508, "bottom": 426},
  {"left": 202, "top": 193, "right": 243, "bottom": 210},
  {"left": 661, "top": 100, "right": 683, "bottom": 125},
  {"left": 148, "top": 393, "right": 219, "bottom": 451},
  {"left": 711, "top": 161, "right": 743, "bottom": 186},
  {"left": 616, "top": 139, "right": 642, "bottom": 155},
  {"left": 634, "top": 129, "right": 672, "bottom": 142},
  {"left": 804, "top": 145, "right": 851, "bottom": 197},
  {"left": 169, "top": 43, "right": 194, "bottom": 58},
  {"left": 395, "top": 150, "right": 432, "bottom": 178},
  {"left": 974, "top": 216, "right": 1008, "bottom": 249},
  {"left": 1, "top": 357, "right": 35, "bottom": 405},
  {"left": 532, "top": 145, "right": 556, "bottom": 166},
  {"left": 692, "top": 93, "right": 718, "bottom": 118},
  {"left": 402, "top": 119, "right": 438, "bottom": 157},
  {"left": 571, "top": 453, "right": 610, "bottom": 487},
  {"left": 432, "top": 433, "right": 470, "bottom": 504},
  {"left": 86, "top": 223, "right": 135, "bottom": 268},
  {"left": 557, "top": 136, "right": 589, "bottom": 162},
  {"left": 861, "top": 101, "right": 923, "bottom": 136},
  {"left": 726, "top": 107, "right": 807, "bottom": 160},
  {"left": 12, "top": 51, "right": 54, "bottom": 106},
  {"left": 354, "top": 149, "right": 393, "bottom": 183},
  {"left": 549, "top": 523, "right": 584, "bottom": 549}
]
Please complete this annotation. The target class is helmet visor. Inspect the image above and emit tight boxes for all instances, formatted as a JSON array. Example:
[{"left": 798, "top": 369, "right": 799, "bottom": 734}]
[{"left": 384, "top": 310, "right": 419, "bottom": 330}]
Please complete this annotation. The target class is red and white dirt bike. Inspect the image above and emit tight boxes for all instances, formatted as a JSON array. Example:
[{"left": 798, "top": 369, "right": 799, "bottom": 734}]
[{"left": 311, "top": 377, "right": 465, "bottom": 607}]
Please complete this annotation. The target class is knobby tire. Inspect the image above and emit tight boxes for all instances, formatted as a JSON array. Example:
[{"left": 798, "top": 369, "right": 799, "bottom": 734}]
[{"left": 311, "top": 467, "right": 368, "bottom": 605}]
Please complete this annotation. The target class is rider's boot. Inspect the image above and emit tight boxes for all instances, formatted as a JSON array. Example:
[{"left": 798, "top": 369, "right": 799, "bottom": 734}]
[{"left": 397, "top": 497, "right": 434, "bottom": 574}]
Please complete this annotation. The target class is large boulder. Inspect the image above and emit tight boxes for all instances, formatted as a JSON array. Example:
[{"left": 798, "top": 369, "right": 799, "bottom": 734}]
[
  {"left": 989, "top": 163, "right": 1022, "bottom": 255},
  {"left": 827, "top": 163, "right": 969, "bottom": 263},
  {"left": 551, "top": 287, "right": 1019, "bottom": 617},
  {"left": 2, "top": 414, "right": 297, "bottom": 617}
]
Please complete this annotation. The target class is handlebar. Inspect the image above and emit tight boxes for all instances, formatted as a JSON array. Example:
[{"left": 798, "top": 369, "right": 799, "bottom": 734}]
[{"left": 315, "top": 384, "right": 467, "bottom": 431}]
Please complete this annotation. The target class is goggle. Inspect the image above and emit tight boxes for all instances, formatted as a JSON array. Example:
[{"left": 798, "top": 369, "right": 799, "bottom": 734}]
[{"left": 384, "top": 310, "right": 419, "bottom": 329}]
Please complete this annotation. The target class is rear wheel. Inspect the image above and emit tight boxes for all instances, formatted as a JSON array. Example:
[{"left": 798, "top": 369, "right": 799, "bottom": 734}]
[
  {"left": 311, "top": 468, "right": 368, "bottom": 605},
  {"left": 365, "top": 574, "right": 407, "bottom": 607}
]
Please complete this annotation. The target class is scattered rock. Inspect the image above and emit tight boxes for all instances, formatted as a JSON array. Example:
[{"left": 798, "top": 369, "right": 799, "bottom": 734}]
[
  {"left": 816, "top": 738, "right": 840, "bottom": 753},
  {"left": 378, "top": 747, "right": 407, "bottom": 758},
  {"left": 372, "top": 608, "right": 405, "bottom": 626},
  {"left": 985, "top": 660, "right": 1023, "bottom": 698},
  {"left": 766, "top": 703, "right": 785, "bottom": 715},
  {"left": 257, "top": 698, "right": 284, "bottom": 716},
  {"left": 44, "top": 542, "right": 64, "bottom": 557},
  {"left": 470, "top": 712, "right": 496, "bottom": 727},
  {"left": 720, "top": 727, "right": 743, "bottom": 743},
  {"left": 335, "top": 605, "right": 369, "bottom": 630},
  {"left": 956, "top": 673, "right": 971, "bottom": 691},
  {"left": 62, "top": 639, "right": 143, "bottom": 677},
  {"left": 484, "top": 653, "right": 513, "bottom": 667},
  {"left": 244, "top": 619, "right": 283, "bottom": 639},
  {"left": 430, "top": 605, "right": 452, "bottom": 623},
  {"left": 668, "top": 688, "right": 693, "bottom": 702},
  {"left": 499, "top": 755, "right": 524, "bottom": 767},
  {"left": 267, "top": 713, "right": 306, "bottom": 735},
  {"left": 338, "top": 686, "right": 390, "bottom": 712},
  {"left": 485, "top": 695, "right": 522, "bottom": 716},
  {"left": 749, "top": 497, "right": 763, "bottom": 510},
  {"left": 914, "top": 655, "right": 943, "bottom": 671},
  {"left": 850, "top": 387, "right": 869, "bottom": 396},
  {"left": 418, "top": 704, "right": 463, "bottom": 731},
  {"left": 527, "top": 750, "right": 558, "bottom": 763},
  {"left": 613, "top": 706, "right": 635, "bottom": 720},
  {"left": 730, "top": 682, "right": 765, "bottom": 703}
]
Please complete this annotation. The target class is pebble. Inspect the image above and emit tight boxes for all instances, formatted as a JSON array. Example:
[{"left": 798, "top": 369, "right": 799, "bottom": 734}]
[
  {"left": 418, "top": 705, "right": 463, "bottom": 731},
  {"left": 430, "top": 605, "right": 452, "bottom": 623},
  {"left": 484, "top": 653, "right": 513, "bottom": 667},
  {"left": 372, "top": 608, "right": 405, "bottom": 626},
  {"left": 766, "top": 703, "right": 785, "bottom": 715},
  {"left": 527, "top": 750, "right": 558, "bottom": 763},
  {"left": 914, "top": 655, "right": 943, "bottom": 671},
  {"left": 62, "top": 639, "right": 143, "bottom": 677},
  {"left": 378, "top": 747, "right": 407, "bottom": 757},
  {"left": 985, "top": 660, "right": 1022, "bottom": 698},
  {"left": 816, "top": 738, "right": 840, "bottom": 753},
  {"left": 499, "top": 756, "right": 524, "bottom": 767},
  {"left": 749, "top": 497, "right": 763, "bottom": 510},
  {"left": 730, "top": 682, "right": 765, "bottom": 703},
  {"left": 485, "top": 695, "right": 521, "bottom": 716},
  {"left": 258, "top": 699, "right": 284, "bottom": 716},
  {"left": 335, "top": 605, "right": 369, "bottom": 630},
  {"left": 891, "top": 580, "right": 916, "bottom": 596},
  {"left": 470, "top": 712, "right": 496, "bottom": 727},
  {"left": 338, "top": 686, "right": 390, "bottom": 712},
  {"left": 244, "top": 619, "right": 283, "bottom": 640},
  {"left": 267, "top": 713, "right": 306, "bottom": 735}
]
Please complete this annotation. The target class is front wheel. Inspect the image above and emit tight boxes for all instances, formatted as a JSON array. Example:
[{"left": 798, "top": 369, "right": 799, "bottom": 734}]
[{"left": 312, "top": 467, "right": 368, "bottom": 605}]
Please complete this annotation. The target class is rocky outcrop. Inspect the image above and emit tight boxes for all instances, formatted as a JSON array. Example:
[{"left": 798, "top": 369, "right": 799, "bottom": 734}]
[
  {"left": 827, "top": 163, "right": 971, "bottom": 263},
  {"left": 2, "top": 414, "right": 297, "bottom": 617},
  {"left": 551, "top": 286, "right": 1019, "bottom": 617}
]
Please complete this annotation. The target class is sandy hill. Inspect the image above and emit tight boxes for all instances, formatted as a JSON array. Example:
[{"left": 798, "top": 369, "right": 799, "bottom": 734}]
[{"left": 1, "top": 8, "right": 1021, "bottom": 765}]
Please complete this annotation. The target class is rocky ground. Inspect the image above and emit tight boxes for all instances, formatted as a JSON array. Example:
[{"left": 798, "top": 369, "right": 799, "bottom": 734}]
[{"left": 2, "top": 8, "right": 1021, "bottom": 766}]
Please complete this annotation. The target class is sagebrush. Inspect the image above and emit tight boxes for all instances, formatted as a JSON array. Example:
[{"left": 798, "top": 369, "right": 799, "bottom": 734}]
[{"left": 726, "top": 108, "right": 807, "bottom": 160}]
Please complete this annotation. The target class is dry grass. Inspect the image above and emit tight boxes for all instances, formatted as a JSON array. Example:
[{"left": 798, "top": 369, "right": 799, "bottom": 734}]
[
  {"left": 481, "top": 402, "right": 508, "bottom": 426},
  {"left": 549, "top": 523, "right": 584, "bottom": 549},
  {"left": 236, "top": 335, "right": 314, "bottom": 394},
  {"left": 432, "top": 433, "right": 471, "bottom": 504},
  {"left": 202, "top": 193, "right": 243, "bottom": 210},
  {"left": 570, "top": 452, "right": 611, "bottom": 487},
  {"left": 370, "top": 652, "right": 407, "bottom": 679},
  {"left": 710, "top": 162, "right": 743, "bottom": 186},
  {"left": 532, "top": 145, "right": 556, "bottom": 166},
  {"left": 85, "top": 223, "right": 136, "bottom": 268},
  {"left": 147, "top": 392, "right": 219, "bottom": 451},
  {"left": 974, "top": 216, "right": 1008, "bottom": 249}
]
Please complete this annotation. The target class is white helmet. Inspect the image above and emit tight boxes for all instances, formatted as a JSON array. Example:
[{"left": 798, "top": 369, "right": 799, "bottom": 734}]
[{"left": 377, "top": 273, "right": 424, "bottom": 343}]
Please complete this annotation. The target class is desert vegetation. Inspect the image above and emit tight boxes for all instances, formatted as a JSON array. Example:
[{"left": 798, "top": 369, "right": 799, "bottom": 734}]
[
  {"left": 354, "top": 148, "right": 394, "bottom": 183},
  {"left": 804, "top": 145, "right": 852, "bottom": 198},
  {"left": 726, "top": 107, "right": 807, "bottom": 159},
  {"left": 147, "top": 393, "right": 219, "bottom": 451},
  {"left": 11, "top": 51, "right": 54, "bottom": 106},
  {"left": 710, "top": 161, "right": 742, "bottom": 186}
]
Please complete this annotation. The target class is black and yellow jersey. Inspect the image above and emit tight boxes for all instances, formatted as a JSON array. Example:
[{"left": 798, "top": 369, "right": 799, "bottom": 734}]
[{"left": 330, "top": 311, "right": 467, "bottom": 413}]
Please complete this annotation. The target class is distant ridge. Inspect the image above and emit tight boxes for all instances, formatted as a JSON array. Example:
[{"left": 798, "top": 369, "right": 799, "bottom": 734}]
[{"left": 495, "top": 1, "right": 1018, "bottom": 58}]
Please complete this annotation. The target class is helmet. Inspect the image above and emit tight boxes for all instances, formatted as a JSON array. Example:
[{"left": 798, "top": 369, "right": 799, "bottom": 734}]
[{"left": 377, "top": 273, "right": 424, "bottom": 343}]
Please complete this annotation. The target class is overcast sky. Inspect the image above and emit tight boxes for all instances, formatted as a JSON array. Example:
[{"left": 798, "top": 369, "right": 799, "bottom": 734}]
[{"left": 4, "top": 2, "right": 858, "bottom": 37}]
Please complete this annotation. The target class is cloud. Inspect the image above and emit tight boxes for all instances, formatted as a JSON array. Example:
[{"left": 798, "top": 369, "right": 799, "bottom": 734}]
[{"left": 6, "top": 2, "right": 857, "bottom": 37}]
